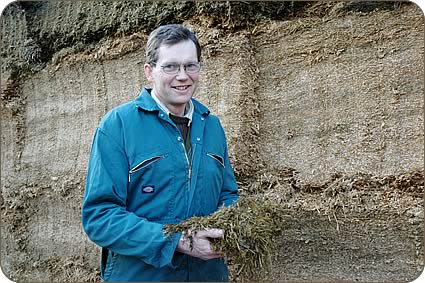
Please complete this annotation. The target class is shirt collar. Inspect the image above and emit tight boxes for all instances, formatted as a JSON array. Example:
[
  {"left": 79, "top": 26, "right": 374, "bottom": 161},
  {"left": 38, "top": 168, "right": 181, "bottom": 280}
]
[{"left": 151, "top": 90, "right": 194, "bottom": 126}]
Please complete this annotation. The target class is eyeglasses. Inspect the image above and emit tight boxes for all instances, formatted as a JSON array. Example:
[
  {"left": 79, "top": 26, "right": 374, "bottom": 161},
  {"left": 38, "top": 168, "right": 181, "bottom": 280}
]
[{"left": 152, "top": 62, "right": 201, "bottom": 75}]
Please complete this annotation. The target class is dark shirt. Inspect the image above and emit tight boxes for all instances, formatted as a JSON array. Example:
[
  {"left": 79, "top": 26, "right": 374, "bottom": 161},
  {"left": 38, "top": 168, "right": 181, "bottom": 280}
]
[
  {"left": 169, "top": 114, "right": 192, "bottom": 162},
  {"left": 169, "top": 114, "right": 189, "bottom": 142}
]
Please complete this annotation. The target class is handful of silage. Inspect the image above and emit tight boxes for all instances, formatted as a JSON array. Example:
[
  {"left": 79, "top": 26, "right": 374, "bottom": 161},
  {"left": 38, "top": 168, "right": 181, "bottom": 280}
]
[{"left": 163, "top": 196, "right": 286, "bottom": 280}]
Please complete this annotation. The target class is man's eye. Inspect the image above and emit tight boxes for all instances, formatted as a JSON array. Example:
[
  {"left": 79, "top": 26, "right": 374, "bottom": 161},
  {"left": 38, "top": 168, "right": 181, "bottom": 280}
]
[
  {"left": 186, "top": 64, "right": 197, "bottom": 69},
  {"left": 163, "top": 64, "right": 179, "bottom": 71}
]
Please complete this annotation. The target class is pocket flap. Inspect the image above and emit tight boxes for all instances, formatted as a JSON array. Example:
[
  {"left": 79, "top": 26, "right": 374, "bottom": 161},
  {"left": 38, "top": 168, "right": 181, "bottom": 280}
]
[{"left": 207, "top": 153, "right": 225, "bottom": 167}]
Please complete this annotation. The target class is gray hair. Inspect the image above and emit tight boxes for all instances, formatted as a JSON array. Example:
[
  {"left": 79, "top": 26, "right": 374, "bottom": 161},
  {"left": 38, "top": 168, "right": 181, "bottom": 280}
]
[{"left": 145, "top": 24, "right": 201, "bottom": 65}]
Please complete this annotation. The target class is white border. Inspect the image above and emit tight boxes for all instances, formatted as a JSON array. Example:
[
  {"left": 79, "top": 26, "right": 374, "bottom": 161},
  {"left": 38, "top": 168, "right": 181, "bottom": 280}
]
[{"left": 0, "top": 0, "right": 423, "bottom": 283}]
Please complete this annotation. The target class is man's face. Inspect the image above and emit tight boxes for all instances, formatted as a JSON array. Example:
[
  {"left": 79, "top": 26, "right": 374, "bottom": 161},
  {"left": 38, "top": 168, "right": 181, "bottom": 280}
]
[{"left": 144, "top": 40, "right": 200, "bottom": 113}]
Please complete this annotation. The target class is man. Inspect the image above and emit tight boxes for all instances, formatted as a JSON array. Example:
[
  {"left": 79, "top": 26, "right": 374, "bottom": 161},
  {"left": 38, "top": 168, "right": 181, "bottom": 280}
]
[{"left": 82, "top": 24, "right": 239, "bottom": 282}]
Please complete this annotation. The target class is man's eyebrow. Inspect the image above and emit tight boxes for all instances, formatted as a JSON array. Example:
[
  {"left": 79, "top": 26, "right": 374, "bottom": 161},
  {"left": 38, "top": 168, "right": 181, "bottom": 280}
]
[
  {"left": 162, "top": 61, "right": 198, "bottom": 65},
  {"left": 161, "top": 62, "right": 179, "bottom": 65}
]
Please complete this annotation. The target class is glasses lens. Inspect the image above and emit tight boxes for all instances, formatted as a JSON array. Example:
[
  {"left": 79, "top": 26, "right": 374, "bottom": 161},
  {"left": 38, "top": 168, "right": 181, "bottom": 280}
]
[
  {"left": 162, "top": 64, "right": 179, "bottom": 74},
  {"left": 185, "top": 63, "right": 200, "bottom": 73},
  {"left": 161, "top": 63, "right": 201, "bottom": 74}
]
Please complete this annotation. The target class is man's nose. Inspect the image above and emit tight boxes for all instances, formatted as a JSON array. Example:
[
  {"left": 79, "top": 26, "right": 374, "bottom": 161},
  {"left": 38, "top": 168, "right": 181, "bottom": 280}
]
[{"left": 176, "top": 65, "right": 189, "bottom": 79}]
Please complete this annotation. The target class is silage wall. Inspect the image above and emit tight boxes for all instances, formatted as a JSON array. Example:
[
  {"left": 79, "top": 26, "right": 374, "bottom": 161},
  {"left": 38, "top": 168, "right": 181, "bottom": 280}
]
[{"left": 1, "top": 1, "right": 423, "bottom": 281}]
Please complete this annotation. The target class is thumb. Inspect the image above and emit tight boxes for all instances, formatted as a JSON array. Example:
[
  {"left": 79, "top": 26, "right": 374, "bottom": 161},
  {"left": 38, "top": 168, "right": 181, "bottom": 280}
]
[{"left": 197, "top": 228, "right": 224, "bottom": 239}]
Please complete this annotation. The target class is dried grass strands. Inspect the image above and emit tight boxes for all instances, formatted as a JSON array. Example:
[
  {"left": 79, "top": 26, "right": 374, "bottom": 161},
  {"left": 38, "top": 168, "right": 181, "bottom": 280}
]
[{"left": 163, "top": 196, "right": 287, "bottom": 281}]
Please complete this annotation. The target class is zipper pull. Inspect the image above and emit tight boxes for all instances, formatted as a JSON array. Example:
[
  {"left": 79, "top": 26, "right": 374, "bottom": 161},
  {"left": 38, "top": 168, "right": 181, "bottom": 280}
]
[{"left": 188, "top": 167, "right": 192, "bottom": 179}]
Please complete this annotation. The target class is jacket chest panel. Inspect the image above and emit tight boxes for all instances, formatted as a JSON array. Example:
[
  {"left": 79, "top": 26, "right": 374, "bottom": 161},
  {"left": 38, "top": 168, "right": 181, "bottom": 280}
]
[
  {"left": 123, "top": 111, "right": 212, "bottom": 221},
  {"left": 125, "top": 125, "right": 194, "bottom": 221}
]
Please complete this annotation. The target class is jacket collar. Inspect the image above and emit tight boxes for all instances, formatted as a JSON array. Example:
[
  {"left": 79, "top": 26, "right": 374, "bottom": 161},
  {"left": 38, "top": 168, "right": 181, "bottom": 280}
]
[{"left": 134, "top": 87, "right": 210, "bottom": 116}]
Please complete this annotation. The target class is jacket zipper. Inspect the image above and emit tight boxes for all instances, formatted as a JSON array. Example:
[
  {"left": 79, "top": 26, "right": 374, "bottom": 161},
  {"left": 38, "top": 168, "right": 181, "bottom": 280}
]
[
  {"left": 182, "top": 143, "right": 196, "bottom": 188},
  {"left": 189, "top": 144, "right": 196, "bottom": 182},
  {"left": 183, "top": 143, "right": 196, "bottom": 219},
  {"left": 181, "top": 143, "right": 191, "bottom": 183}
]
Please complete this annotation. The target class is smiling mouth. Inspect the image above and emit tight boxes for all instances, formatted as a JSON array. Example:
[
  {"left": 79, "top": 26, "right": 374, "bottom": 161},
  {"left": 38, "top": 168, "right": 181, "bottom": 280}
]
[{"left": 172, "top": 85, "right": 190, "bottom": 91}]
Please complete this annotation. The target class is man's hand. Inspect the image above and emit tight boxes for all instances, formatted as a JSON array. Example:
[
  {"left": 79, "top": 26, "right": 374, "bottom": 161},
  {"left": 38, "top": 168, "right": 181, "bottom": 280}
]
[{"left": 176, "top": 228, "right": 224, "bottom": 261}]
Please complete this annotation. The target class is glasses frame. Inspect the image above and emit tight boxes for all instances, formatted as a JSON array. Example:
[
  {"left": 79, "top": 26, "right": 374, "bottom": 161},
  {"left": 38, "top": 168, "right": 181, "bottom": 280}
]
[{"left": 151, "top": 62, "right": 201, "bottom": 75}]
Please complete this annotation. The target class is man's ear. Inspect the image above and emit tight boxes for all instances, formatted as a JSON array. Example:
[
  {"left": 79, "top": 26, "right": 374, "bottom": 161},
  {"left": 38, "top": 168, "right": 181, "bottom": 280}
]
[{"left": 144, "top": 63, "right": 153, "bottom": 81}]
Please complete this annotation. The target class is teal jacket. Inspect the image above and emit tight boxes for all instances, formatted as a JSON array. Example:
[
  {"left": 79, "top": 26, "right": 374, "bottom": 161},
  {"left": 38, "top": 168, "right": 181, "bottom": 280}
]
[{"left": 82, "top": 88, "right": 239, "bottom": 282}]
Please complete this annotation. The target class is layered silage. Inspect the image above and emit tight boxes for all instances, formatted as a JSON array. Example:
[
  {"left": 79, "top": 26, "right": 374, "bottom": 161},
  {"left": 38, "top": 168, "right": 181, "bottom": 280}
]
[{"left": 1, "top": 1, "right": 423, "bottom": 281}]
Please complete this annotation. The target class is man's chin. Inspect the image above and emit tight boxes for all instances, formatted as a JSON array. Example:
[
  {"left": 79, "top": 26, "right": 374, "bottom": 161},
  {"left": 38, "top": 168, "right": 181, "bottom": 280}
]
[
  {"left": 173, "top": 98, "right": 192, "bottom": 106},
  {"left": 171, "top": 91, "right": 193, "bottom": 101}
]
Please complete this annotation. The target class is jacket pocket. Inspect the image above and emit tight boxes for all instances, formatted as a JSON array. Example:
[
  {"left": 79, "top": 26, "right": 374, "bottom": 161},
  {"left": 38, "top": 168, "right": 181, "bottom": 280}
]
[
  {"left": 199, "top": 152, "right": 225, "bottom": 215},
  {"left": 128, "top": 155, "right": 165, "bottom": 182},
  {"left": 129, "top": 155, "right": 165, "bottom": 174},
  {"left": 127, "top": 151, "right": 175, "bottom": 220},
  {"left": 207, "top": 153, "right": 225, "bottom": 168}
]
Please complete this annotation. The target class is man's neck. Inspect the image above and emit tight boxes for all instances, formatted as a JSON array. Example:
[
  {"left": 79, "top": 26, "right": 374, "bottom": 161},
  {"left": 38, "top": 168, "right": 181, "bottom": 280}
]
[
  {"left": 152, "top": 89, "right": 186, "bottom": 117},
  {"left": 170, "top": 105, "right": 186, "bottom": 117}
]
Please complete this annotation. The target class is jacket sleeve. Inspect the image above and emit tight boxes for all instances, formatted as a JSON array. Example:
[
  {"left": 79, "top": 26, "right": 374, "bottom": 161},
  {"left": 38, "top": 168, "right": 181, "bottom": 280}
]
[
  {"left": 82, "top": 125, "right": 180, "bottom": 269},
  {"left": 217, "top": 122, "right": 239, "bottom": 207}
]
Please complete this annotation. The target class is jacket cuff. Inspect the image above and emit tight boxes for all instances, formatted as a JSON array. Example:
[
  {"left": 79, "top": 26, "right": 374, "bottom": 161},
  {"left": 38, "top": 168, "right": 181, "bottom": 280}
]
[{"left": 164, "top": 232, "right": 182, "bottom": 269}]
